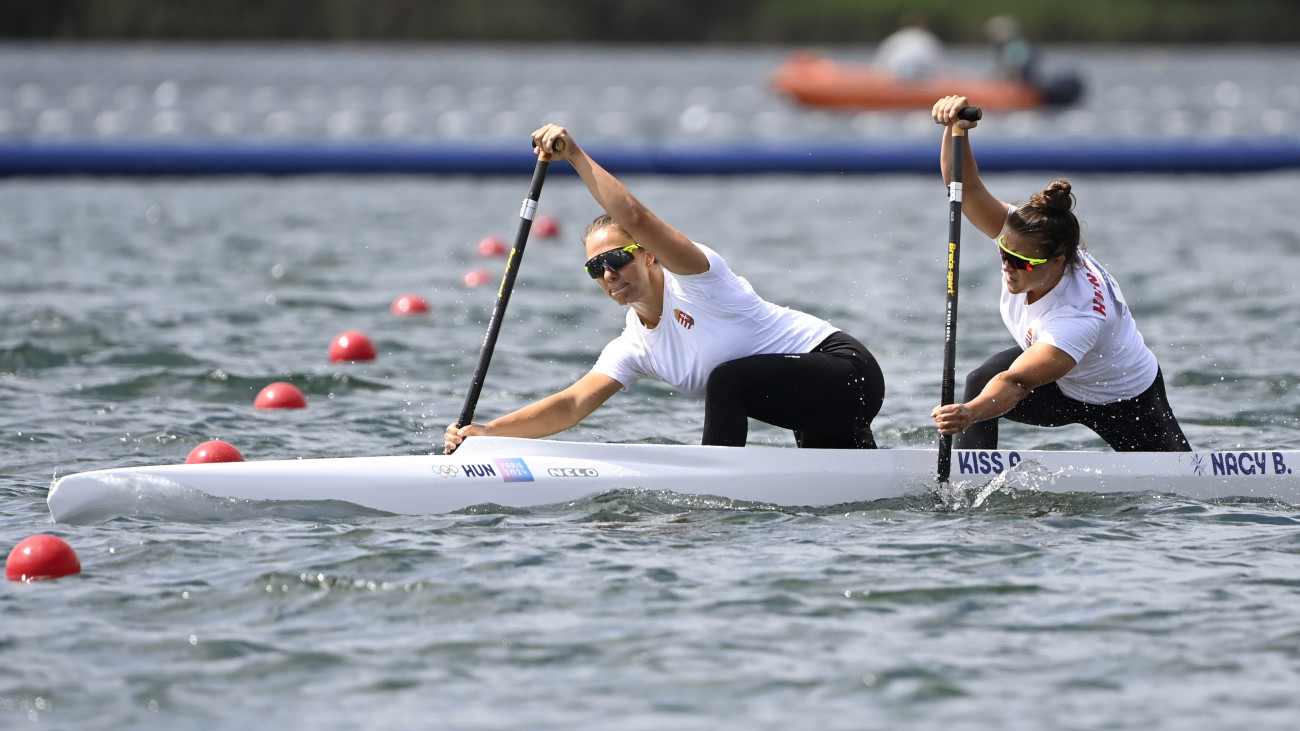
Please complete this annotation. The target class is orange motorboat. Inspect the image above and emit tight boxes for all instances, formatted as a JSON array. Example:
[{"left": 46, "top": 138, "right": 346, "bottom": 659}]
[{"left": 771, "top": 51, "right": 1079, "bottom": 111}]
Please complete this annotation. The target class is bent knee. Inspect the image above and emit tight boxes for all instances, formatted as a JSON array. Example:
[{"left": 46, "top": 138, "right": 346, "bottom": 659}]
[{"left": 963, "top": 364, "right": 1002, "bottom": 398}]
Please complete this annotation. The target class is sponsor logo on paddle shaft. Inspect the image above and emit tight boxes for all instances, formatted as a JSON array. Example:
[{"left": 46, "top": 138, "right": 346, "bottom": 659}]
[
  {"left": 674, "top": 309, "right": 694, "bottom": 329},
  {"left": 547, "top": 467, "right": 600, "bottom": 477},
  {"left": 1203, "top": 451, "right": 1293, "bottom": 476},
  {"left": 493, "top": 458, "right": 535, "bottom": 482}
]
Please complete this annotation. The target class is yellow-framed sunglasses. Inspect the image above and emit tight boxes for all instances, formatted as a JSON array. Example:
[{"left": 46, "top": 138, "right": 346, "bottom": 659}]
[
  {"left": 997, "top": 234, "right": 1049, "bottom": 270},
  {"left": 583, "top": 244, "right": 642, "bottom": 279}
]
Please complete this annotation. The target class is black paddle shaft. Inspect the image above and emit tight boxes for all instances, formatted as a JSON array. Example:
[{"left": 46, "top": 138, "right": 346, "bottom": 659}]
[
  {"left": 455, "top": 139, "right": 564, "bottom": 432},
  {"left": 937, "top": 105, "right": 982, "bottom": 484}
]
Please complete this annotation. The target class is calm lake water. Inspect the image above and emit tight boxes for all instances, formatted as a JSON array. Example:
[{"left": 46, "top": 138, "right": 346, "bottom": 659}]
[{"left": 2, "top": 43, "right": 1299, "bottom": 729}]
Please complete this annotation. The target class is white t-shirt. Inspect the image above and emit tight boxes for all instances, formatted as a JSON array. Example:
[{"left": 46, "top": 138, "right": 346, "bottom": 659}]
[
  {"left": 592, "top": 244, "right": 838, "bottom": 399},
  {"left": 1000, "top": 253, "right": 1157, "bottom": 404}
]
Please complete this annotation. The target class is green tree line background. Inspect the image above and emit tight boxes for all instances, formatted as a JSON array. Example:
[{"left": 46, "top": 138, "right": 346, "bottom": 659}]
[{"left": 2, "top": 0, "right": 1297, "bottom": 43}]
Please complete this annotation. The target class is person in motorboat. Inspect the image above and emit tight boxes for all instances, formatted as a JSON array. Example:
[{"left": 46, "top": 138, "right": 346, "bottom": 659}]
[
  {"left": 928, "top": 96, "right": 1190, "bottom": 452},
  {"left": 445, "top": 123, "right": 885, "bottom": 454},
  {"left": 873, "top": 13, "right": 947, "bottom": 81},
  {"left": 985, "top": 14, "right": 1037, "bottom": 85},
  {"left": 984, "top": 14, "right": 1083, "bottom": 106}
]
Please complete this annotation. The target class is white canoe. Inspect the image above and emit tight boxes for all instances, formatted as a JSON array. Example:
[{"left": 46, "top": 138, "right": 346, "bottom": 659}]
[{"left": 47, "top": 437, "right": 1300, "bottom": 523}]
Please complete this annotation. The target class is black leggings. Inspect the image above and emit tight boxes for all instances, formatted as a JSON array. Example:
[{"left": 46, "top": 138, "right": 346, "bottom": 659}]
[
  {"left": 954, "top": 346, "right": 1191, "bottom": 452},
  {"left": 701, "top": 331, "right": 884, "bottom": 449}
]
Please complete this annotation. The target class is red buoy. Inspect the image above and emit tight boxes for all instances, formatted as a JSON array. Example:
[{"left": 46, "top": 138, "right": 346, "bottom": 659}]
[
  {"left": 6, "top": 535, "right": 81, "bottom": 582},
  {"left": 461, "top": 269, "right": 493, "bottom": 288},
  {"left": 254, "top": 382, "right": 307, "bottom": 409},
  {"left": 186, "top": 440, "right": 245, "bottom": 464},
  {"left": 477, "top": 236, "right": 508, "bottom": 257},
  {"left": 391, "top": 294, "right": 430, "bottom": 315},
  {"left": 329, "top": 331, "right": 377, "bottom": 363},
  {"left": 534, "top": 215, "right": 560, "bottom": 237}
]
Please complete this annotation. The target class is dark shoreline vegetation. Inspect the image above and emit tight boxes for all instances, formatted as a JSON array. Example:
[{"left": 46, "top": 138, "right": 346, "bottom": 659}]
[{"left": 2, "top": 0, "right": 1297, "bottom": 44}]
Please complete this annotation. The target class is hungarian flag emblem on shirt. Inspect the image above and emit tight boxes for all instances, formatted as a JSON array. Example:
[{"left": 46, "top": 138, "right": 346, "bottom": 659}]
[{"left": 674, "top": 309, "right": 695, "bottom": 329}]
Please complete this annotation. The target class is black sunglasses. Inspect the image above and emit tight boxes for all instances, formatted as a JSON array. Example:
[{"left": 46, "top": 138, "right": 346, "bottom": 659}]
[{"left": 583, "top": 244, "right": 642, "bottom": 279}]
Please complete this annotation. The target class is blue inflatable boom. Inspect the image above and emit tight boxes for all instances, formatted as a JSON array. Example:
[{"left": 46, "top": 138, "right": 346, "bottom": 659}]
[{"left": 1, "top": 137, "right": 1298, "bottom": 176}]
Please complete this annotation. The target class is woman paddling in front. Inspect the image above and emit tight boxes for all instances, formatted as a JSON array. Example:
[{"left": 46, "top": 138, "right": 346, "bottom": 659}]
[
  {"left": 446, "top": 123, "right": 884, "bottom": 454},
  {"left": 929, "top": 95, "right": 1190, "bottom": 452}
]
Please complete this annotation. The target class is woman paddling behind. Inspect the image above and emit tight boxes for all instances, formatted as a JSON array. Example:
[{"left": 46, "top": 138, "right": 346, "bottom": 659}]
[
  {"left": 446, "top": 123, "right": 885, "bottom": 454},
  {"left": 929, "top": 95, "right": 1190, "bottom": 452}
]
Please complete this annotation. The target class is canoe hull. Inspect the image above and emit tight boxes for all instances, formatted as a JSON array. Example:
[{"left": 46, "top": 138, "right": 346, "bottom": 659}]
[{"left": 46, "top": 438, "right": 1300, "bottom": 523}]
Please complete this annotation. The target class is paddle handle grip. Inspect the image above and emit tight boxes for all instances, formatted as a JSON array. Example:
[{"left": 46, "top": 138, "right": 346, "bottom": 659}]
[{"left": 533, "top": 138, "right": 567, "bottom": 153}]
